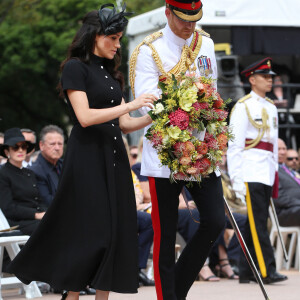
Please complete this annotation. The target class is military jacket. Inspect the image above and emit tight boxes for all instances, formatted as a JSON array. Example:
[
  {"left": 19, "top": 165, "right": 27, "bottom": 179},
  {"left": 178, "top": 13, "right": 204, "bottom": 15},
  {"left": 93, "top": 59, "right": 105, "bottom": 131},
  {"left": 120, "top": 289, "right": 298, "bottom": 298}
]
[
  {"left": 227, "top": 91, "right": 278, "bottom": 186},
  {"left": 133, "top": 24, "right": 217, "bottom": 178}
]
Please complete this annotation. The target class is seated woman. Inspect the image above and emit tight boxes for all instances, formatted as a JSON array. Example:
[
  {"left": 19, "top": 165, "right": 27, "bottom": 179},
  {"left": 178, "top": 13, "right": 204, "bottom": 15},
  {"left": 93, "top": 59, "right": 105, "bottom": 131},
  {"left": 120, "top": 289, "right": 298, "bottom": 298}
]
[{"left": 0, "top": 128, "right": 47, "bottom": 235}]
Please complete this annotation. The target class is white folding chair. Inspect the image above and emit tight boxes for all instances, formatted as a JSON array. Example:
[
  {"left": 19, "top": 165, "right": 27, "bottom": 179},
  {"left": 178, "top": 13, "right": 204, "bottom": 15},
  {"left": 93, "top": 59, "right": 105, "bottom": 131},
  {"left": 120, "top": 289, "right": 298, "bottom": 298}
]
[
  {"left": 0, "top": 209, "right": 42, "bottom": 299},
  {"left": 269, "top": 207, "right": 300, "bottom": 271}
]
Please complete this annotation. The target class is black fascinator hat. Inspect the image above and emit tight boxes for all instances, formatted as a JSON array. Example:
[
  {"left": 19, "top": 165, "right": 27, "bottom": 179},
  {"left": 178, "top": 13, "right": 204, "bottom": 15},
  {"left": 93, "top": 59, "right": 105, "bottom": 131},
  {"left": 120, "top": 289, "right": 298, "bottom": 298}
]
[{"left": 98, "top": 3, "right": 133, "bottom": 35}]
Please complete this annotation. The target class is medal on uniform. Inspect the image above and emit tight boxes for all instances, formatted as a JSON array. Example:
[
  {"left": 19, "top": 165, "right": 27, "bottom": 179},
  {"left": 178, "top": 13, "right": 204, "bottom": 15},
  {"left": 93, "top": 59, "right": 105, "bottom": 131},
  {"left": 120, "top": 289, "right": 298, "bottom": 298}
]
[{"left": 197, "top": 56, "right": 212, "bottom": 76}]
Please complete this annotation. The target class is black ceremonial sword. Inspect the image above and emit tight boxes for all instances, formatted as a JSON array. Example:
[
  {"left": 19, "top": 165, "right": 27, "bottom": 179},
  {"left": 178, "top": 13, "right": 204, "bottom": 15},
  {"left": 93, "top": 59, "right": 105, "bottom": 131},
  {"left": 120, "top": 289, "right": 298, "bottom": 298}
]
[
  {"left": 269, "top": 197, "right": 289, "bottom": 262},
  {"left": 223, "top": 196, "right": 270, "bottom": 300}
]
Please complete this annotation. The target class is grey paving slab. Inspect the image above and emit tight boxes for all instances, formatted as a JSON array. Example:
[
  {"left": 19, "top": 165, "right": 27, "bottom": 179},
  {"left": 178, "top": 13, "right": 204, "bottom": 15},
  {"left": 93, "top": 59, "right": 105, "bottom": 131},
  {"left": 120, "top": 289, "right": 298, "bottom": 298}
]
[{"left": 2, "top": 270, "right": 299, "bottom": 300}]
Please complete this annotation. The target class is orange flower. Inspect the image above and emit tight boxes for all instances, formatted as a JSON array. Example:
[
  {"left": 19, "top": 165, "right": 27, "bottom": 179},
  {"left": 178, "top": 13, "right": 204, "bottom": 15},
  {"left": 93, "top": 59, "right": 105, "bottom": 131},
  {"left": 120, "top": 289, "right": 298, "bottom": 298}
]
[
  {"left": 179, "top": 156, "right": 192, "bottom": 166},
  {"left": 184, "top": 141, "right": 195, "bottom": 154},
  {"left": 217, "top": 133, "right": 228, "bottom": 150}
]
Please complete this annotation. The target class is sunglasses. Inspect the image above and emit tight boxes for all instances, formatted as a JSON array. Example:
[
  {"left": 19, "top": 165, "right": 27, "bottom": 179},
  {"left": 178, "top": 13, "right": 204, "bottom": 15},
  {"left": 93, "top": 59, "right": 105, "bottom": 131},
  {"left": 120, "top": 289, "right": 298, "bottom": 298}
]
[
  {"left": 286, "top": 157, "right": 298, "bottom": 161},
  {"left": 130, "top": 153, "right": 138, "bottom": 159},
  {"left": 11, "top": 143, "right": 28, "bottom": 151}
]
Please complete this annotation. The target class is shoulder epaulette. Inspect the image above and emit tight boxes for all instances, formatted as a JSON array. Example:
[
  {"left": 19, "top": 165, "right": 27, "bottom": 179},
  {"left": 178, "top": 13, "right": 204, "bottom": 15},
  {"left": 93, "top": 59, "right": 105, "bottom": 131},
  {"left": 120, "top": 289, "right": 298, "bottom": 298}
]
[
  {"left": 238, "top": 94, "right": 251, "bottom": 103},
  {"left": 265, "top": 97, "right": 274, "bottom": 105},
  {"left": 230, "top": 94, "right": 251, "bottom": 118},
  {"left": 129, "top": 31, "right": 163, "bottom": 98},
  {"left": 196, "top": 28, "right": 210, "bottom": 38},
  {"left": 143, "top": 31, "right": 163, "bottom": 45}
]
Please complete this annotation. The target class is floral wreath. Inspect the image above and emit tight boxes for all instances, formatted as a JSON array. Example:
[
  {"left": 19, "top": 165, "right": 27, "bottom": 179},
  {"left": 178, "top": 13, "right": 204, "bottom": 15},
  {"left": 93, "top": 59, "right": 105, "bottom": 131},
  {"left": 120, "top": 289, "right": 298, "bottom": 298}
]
[{"left": 146, "top": 73, "right": 232, "bottom": 183}]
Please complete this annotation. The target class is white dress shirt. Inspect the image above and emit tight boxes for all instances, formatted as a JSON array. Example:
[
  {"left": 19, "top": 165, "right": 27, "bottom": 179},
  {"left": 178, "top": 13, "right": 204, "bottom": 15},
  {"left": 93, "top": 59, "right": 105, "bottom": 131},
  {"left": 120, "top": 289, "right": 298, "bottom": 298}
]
[
  {"left": 134, "top": 24, "right": 218, "bottom": 178},
  {"left": 227, "top": 91, "right": 278, "bottom": 186}
]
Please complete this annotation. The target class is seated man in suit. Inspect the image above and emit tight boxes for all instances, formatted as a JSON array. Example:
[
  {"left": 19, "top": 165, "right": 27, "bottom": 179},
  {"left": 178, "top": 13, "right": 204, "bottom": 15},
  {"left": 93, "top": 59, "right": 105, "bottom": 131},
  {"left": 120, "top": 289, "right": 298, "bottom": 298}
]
[
  {"left": 274, "top": 139, "right": 300, "bottom": 227},
  {"left": 285, "top": 148, "right": 300, "bottom": 175},
  {"left": 30, "top": 125, "right": 64, "bottom": 207}
]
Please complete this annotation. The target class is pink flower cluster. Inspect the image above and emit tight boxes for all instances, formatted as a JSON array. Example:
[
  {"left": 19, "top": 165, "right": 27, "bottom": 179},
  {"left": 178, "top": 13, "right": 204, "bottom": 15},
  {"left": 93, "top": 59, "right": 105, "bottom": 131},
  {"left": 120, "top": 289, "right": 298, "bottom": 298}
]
[
  {"left": 205, "top": 132, "right": 218, "bottom": 150},
  {"left": 169, "top": 108, "right": 189, "bottom": 130},
  {"left": 151, "top": 133, "right": 163, "bottom": 147},
  {"left": 192, "top": 102, "right": 209, "bottom": 111},
  {"left": 214, "top": 109, "right": 228, "bottom": 121}
]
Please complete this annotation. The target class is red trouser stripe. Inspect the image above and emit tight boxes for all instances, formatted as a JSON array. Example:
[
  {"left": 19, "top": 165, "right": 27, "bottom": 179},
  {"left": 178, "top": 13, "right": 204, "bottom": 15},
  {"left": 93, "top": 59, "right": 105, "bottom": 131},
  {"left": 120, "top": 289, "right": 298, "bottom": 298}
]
[{"left": 149, "top": 177, "right": 163, "bottom": 300}]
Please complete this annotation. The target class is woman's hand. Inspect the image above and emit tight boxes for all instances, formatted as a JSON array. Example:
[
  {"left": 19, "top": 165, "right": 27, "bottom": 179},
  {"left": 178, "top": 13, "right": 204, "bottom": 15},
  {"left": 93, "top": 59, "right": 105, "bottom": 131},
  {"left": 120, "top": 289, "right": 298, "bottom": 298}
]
[
  {"left": 128, "top": 94, "right": 158, "bottom": 111},
  {"left": 35, "top": 212, "right": 45, "bottom": 220}
]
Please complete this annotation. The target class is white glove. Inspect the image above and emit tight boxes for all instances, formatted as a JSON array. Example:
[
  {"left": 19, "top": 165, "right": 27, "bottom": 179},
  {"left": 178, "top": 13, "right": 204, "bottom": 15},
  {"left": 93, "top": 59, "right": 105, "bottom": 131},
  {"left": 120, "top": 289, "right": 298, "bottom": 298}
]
[{"left": 232, "top": 180, "right": 246, "bottom": 205}]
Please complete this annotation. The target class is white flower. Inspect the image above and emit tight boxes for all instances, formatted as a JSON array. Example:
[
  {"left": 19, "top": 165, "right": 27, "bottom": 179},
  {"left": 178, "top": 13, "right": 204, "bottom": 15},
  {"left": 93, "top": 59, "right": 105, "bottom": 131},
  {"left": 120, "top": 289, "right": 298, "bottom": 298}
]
[{"left": 153, "top": 103, "right": 164, "bottom": 114}]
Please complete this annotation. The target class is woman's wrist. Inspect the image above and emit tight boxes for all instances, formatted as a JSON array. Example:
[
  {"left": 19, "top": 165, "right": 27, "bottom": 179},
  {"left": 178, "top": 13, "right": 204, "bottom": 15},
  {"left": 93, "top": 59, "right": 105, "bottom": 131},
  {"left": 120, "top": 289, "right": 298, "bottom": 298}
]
[{"left": 126, "top": 101, "right": 135, "bottom": 113}]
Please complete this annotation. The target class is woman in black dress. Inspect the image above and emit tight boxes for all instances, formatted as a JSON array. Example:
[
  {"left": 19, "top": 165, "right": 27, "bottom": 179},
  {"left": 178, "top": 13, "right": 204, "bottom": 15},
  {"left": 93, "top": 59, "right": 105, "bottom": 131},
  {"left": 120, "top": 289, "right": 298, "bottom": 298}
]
[
  {"left": 0, "top": 128, "right": 45, "bottom": 235},
  {"left": 8, "top": 4, "right": 156, "bottom": 300}
]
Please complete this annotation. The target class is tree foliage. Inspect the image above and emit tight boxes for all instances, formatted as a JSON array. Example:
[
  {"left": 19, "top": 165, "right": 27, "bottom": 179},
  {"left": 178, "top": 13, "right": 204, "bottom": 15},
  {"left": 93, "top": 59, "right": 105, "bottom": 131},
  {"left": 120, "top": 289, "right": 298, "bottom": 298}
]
[{"left": 0, "top": 0, "right": 163, "bottom": 135}]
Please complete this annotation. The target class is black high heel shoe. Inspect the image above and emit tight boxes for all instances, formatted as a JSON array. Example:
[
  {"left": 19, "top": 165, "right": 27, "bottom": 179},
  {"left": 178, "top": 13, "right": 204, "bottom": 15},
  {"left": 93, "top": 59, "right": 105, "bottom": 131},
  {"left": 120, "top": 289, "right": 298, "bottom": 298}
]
[
  {"left": 215, "top": 259, "right": 238, "bottom": 279},
  {"left": 61, "top": 290, "right": 68, "bottom": 300}
]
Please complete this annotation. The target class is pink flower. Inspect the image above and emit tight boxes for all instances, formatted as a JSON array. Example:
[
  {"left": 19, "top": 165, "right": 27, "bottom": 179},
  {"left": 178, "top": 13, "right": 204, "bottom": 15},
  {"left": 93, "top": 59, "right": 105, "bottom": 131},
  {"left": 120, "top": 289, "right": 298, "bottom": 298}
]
[
  {"left": 169, "top": 108, "right": 189, "bottom": 130},
  {"left": 186, "top": 167, "right": 199, "bottom": 175},
  {"left": 194, "top": 81, "right": 205, "bottom": 93},
  {"left": 203, "top": 84, "right": 215, "bottom": 98},
  {"left": 179, "top": 156, "right": 192, "bottom": 166},
  {"left": 173, "top": 142, "right": 186, "bottom": 158},
  {"left": 214, "top": 109, "right": 228, "bottom": 121},
  {"left": 205, "top": 132, "right": 218, "bottom": 150},
  {"left": 151, "top": 133, "right": 163, "bottom": 147},
  {"left": 192, "top": 102, "right": 209, "bottom": 111},
  {"left": 207, "top": 138, "right": 218, "bottom": 150}
]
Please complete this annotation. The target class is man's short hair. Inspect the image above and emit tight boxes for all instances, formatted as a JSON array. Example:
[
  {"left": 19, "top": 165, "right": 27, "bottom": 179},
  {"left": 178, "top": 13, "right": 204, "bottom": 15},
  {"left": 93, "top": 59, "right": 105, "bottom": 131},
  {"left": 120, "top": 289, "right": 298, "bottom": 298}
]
[
  {"left": 21, "top": 128, "right": 37, "bottom": 143},
  {"left": 39, "top": 125, "right": 64, "bottom": 142}
]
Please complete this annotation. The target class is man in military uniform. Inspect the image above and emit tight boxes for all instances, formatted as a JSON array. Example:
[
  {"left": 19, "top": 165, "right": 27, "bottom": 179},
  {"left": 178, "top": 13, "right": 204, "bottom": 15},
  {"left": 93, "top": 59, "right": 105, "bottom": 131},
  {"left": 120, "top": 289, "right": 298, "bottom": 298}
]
[
  {"left": 227, "top": 58, "right": 288, "bottom": 284},
  {"left": 130, "top": 1, "right": 225, "bottom": 299}
]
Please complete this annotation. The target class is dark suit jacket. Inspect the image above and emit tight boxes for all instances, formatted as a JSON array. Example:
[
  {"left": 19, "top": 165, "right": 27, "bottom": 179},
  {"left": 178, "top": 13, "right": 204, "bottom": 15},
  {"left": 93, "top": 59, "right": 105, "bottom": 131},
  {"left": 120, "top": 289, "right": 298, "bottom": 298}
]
[
  {"left": 273, "top": 165, "right": 300, "bottom": 226},
  {"left": 30, "top": 153, "right": 62, "bottom": 207},
  {"left": 0, "top": 162, "right": 46, "bottom": 226}
]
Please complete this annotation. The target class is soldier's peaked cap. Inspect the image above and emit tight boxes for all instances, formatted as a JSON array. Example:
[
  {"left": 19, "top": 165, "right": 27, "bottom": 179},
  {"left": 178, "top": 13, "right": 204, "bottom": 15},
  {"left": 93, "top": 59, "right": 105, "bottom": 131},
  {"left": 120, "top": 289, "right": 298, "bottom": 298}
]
[
  {"left": 241, "top": 57, "right": 276, "bottom": 78},
  {"left": 166, "top": 0, "right": 203, "bottom": 22}
]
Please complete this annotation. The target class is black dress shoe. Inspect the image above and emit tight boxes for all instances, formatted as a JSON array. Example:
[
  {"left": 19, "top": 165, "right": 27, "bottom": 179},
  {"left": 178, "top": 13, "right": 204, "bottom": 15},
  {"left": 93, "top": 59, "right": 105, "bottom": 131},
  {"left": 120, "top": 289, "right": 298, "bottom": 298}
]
[
  {"left": 37, "top": 282, "right": 51, "bottom": 293},
  {"left": 79, "top": 290, "right": 87, "bottom": 295},
  {"left": 239, "top": 274, "right": 257, "bottom": 284},
  {"left": 262, "top": 272, "right": 288, "bottom": 284},
  {"left": 61, "top": 291, "right": 68, "bottom": 300},
  {"left": 85, "top": 287, "right": 96, "bottom": 295},
  {"left": 139, "top": 271, "right": 155, "bottom": 286}
]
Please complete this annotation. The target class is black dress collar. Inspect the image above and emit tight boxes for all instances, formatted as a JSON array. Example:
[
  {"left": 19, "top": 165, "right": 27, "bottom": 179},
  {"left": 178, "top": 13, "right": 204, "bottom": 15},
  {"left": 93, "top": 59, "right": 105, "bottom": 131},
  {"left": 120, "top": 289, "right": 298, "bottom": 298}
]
[{"left": 90, "top": 53, "right": 105, "bottom": 65}]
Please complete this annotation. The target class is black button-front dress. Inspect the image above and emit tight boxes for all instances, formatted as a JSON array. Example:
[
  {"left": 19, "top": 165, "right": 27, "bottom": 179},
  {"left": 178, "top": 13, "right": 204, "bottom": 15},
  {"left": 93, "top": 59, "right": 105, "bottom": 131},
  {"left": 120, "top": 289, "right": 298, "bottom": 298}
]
[{"left": 8, "top": 54, "right": 139, "bottom": 293}]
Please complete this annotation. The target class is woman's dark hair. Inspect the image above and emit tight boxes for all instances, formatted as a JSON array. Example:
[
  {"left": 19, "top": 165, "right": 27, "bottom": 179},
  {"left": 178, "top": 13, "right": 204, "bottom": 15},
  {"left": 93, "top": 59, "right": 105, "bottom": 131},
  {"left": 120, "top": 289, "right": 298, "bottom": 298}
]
[{"left": 58, "top": 10, "right": 125, "bottom": 97}]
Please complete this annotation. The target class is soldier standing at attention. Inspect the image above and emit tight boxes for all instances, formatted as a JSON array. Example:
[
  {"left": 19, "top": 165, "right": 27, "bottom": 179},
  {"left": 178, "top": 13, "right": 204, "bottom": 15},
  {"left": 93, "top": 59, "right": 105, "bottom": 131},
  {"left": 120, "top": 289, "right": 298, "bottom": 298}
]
[{"left": 227, "top": 58, "right": 288, "bottom": 284}]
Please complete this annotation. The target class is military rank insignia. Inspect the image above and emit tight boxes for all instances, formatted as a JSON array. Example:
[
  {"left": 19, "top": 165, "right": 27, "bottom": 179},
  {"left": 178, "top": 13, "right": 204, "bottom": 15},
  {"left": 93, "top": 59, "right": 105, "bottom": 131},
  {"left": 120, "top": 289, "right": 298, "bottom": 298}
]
[{"left": 197, "top": 55, "right": 212, "bottom": 76}]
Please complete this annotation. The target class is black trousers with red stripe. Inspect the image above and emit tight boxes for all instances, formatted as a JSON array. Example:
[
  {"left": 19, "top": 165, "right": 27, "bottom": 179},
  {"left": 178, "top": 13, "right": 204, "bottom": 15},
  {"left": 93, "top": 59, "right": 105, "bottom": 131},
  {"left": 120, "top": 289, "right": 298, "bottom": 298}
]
[
  {"left": 239, "top": 182, "right": 276, "bottom": 278},
  {"left": 149, "top": 173, "right": 225, "bottom": 300}
]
